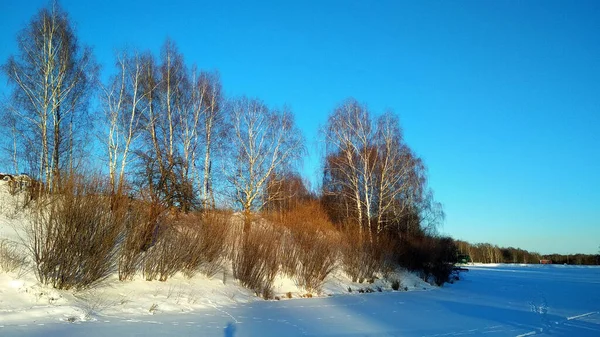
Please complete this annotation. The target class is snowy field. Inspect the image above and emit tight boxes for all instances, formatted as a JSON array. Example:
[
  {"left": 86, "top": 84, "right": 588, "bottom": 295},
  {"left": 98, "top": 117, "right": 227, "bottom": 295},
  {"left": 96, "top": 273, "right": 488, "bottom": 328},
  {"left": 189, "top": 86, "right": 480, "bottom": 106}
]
[{"left": 2, "top": 265, "right": 599, "bottom": 336}]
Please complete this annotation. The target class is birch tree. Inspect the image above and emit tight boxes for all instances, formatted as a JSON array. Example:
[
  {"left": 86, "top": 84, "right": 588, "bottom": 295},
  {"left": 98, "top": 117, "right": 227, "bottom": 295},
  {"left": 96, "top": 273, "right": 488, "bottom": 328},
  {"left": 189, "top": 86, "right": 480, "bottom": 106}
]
[
  {"left": 1, "top": 2, "right": 97, "bottom": 188},
  {"left": 130, "top": 40, "right": 221, "bottom": 212},
  {"left": 373, "top": 111, "right": 425, "bottom": 234},
  {"left": 136, "top": 41, "right": 193, "bottom": 210},
  {"left": 323, "top": 98, "right": 375, "bottom": 236},
  {"left": 323, "top": 99, "right": 433, "bottom": 240},
  {"left": 183, "top": 70, "right": 222, "bottom": 209},
  {"left": 226, "top": 97, "right": 304, "bottom": 230},
  {"left": 199, "top": 72, "right": 223, "bottom": 209},
  {"left": 102, "top": 51, "right": 149, "bottom": 195}
]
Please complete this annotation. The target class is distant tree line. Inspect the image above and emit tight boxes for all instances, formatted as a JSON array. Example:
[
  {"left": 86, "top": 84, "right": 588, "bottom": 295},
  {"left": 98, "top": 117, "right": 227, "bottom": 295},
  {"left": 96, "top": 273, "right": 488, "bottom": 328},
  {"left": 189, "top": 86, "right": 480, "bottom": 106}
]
[
  {"left": 457, "top": 240, "right": 600, "bottom": 265},
  {"left": 541, "top": 253, "right": 599, "bottom": 265}
]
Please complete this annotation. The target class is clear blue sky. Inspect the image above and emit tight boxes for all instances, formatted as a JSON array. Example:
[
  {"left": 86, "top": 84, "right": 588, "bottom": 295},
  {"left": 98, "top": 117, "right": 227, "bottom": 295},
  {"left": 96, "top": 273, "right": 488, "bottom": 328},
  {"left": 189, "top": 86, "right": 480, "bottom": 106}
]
[{"left": 1, "top": 0, "right": 599, "bottom": 255}]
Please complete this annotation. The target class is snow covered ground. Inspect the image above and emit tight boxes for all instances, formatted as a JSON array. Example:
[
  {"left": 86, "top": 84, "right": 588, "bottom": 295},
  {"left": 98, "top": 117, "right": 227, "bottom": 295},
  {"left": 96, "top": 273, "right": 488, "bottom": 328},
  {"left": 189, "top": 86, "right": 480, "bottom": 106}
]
[
  {"left": 0, "top": 185, "right": 431, "bottom": 335},
  {"left": 2, "top": 265, "right": 599, "bottom": 336},
  {"left": 1, "top": 186, "right": 599, "bottom": 336}
]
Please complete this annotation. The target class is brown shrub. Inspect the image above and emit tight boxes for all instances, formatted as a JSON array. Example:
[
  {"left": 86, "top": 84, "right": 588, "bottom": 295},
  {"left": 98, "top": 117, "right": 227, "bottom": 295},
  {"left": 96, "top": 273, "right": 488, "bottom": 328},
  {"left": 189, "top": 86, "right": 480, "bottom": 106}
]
[
  {"left": 178, "top": 211, "right": 231, "bottom": 278},
  {"left": 232, "top": 225, "right": 281, "bottom": 299},
  {"left": 292, "top": 230, "right": 338, "bottom": 292},
  {"left": 142, "top": 224, "right": 183, "bottom": 281},
  {"left": 27, "top": 175, "right": 123, "bottom": 290},
  {"left": 139, "top": 210, "right": 232, "bottom": 282},
  {"left": 341, "top": 229, "right": 398, "bottom": 282},
  {"left": 117, "top": 199, "right": 164, "bottom": 281},
  {"left": 266, "top": 200, "right": 335, "bottom": 233},
  {"left": 266, "top": 201, "right": 339, "bottom": 292}
]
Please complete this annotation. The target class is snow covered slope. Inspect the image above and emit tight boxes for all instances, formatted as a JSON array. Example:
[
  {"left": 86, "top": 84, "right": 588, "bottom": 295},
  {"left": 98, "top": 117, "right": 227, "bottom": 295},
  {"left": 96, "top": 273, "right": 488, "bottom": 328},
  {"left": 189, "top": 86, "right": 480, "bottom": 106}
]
[{"left": 0, "top": 185, "right": 431, "bottom": 334}]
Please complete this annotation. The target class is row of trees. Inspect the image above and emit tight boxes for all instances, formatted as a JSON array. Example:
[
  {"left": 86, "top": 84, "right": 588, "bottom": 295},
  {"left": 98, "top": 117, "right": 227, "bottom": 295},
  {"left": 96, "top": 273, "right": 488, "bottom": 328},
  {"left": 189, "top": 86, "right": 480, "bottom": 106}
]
[
  {"left": 1, "top": 4, "right": 305, "bottom": 216},
  {"left": 100, "top": 43, "right": 304, "bottom": 216},
  {"left": 1, "top": 3, "right": 437, "bottom": 239},
  {"left": 1, "top": 2, "right": 460, "bottom": 290},
  {"left": 456, "top": 240, "right": 600, "bottom": 265},
  {"left": 456, "top": 241, "right": 542, "bottom": 264}
]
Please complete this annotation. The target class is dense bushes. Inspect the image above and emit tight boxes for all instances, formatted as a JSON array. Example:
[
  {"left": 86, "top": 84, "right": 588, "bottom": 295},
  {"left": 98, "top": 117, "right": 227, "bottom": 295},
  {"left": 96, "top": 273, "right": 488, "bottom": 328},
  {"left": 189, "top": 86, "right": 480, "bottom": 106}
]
[
  {"left": 26, "top": 176, "right": 122, "bottom": 290},
  {"left": 267, "top": 201, "right": 338, "bottom": 292},
  {"left": 140, "top": 211, "right": 231, "bottom": 281},
  {"left": 232, "top": 225, "right": 281, "bottom": 299},
  {"left": 117, "top": 199, "right": 162, "bottom": 281},
  {"left": 142, "top": 225, "right": 185, "bottom": 281},
  {"left": 177, "top": 211, "right": 231, "bottom": 278},
  {"left": 16, "top": 175, "right": 457, "bottom": 292},
  {"left": 397, "top": 235, "right": 458, "bottom": 286},
  {"left": 292, "top": 230, "right": 338, "bottom": 292},
  {"left": 21, "top": 176, "right": 234, "bottom": 288},
  {"left": 341, "top": 230, "right": 397, "bottom": 283},
  {"left": 119, "top": 207, "right": 232, "bottom": 282}
]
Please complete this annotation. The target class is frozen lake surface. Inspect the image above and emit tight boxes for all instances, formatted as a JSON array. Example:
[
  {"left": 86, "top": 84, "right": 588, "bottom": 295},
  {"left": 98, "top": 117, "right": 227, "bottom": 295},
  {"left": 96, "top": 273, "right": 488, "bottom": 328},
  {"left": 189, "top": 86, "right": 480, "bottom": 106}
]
[{"left": 2, "top": 265, "right": 599, "bottom": 336}]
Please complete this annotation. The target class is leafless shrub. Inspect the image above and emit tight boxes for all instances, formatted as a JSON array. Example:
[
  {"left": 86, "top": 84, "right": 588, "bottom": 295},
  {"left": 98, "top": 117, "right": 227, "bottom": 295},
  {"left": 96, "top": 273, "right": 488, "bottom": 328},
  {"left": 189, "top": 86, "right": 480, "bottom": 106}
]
[
  {"left": 398, "top": 235, "right": 458, "bottom": 286},
  {"left": 139, "top": 209, "right": 231, "bottom": 281},
  {"left": 266, "top": 200, "right": 336, "bottom": 276},
  {"left": 341, "top": 229, "right": 397, "bottom": 283},
  {"left": 142, "top": 224, "right": 184, "bottom": 282},
  {"left": 279, "top": 231, "right": 301, "bottom": 277},
  {"left": 26, "top": 175, "right": 122, "bottom": 290},
  {"left": 117, "top": 200, "right": 163, "bottom": 281},
  {"left": 265, "top": 201, "right": 339, "bottom": 292},
  {"left": 293, "top": 230, "right": 338, "bottom": 293},
  {"left": 232, "top": 225, "right": 281, "bottom": 299},
  {"left": 178, "top": 211, "right": 231, "bottom": 278},
  {"left": 0, "top": 239, "right": 27, "bottom": 273}
]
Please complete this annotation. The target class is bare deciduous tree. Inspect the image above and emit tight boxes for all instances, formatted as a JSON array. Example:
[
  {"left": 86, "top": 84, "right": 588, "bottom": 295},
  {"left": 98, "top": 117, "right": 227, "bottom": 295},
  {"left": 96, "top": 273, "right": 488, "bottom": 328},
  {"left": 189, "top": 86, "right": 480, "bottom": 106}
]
[
  {"left": 120, "top": 40, "right": 224, "bottom": 212},
  {"left": 226, "top": 97, "right": 304, "bottom": 229},
  {"left": 373, "top": 111, "right": 425, "bottom": 234},
  {"left": 1, "top": 2, "right": 97, "bottom": 188},
  {"left": 322, "top": 99, "right": 433, "bottom": 240},
  {"left": 323, "top": 98, "right": 375, "bottom": 236},
  {"left": 102, "top": 50, "right": 149, "bottom": 195},
  {"left": 135, "top": 41, "right": 194, "bottom": 210},
  {"left": 264, "top": 173, "right": 311, "bottom": 213},
  {"left": 182, "top": 70, "right": 222, "bottom": 209}
]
